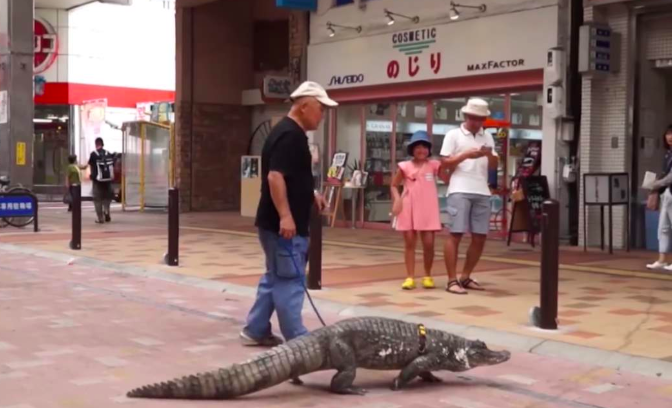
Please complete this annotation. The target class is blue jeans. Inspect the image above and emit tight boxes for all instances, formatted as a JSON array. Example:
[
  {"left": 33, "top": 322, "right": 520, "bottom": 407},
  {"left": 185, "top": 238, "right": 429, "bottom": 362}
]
[{"left": 243, "top": 228, "right": 309, "bottom": 341}]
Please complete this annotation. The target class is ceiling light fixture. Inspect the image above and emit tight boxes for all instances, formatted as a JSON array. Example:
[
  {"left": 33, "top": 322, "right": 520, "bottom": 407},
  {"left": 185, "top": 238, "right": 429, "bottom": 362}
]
[
  {"left": 449, "top": 2, "right": 486, "bottom": 21},
  {"left": 384, "top": 9, "right": 420, "bottom": 26},
  {"left": 326, "top": 21, "right": 362, "bottom": 37}
]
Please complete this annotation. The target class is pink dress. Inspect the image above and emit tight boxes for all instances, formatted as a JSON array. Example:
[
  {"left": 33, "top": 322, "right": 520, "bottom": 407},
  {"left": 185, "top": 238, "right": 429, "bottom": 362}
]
[{"left": 395, "top": 160, "right": 442, "bottom": 231}]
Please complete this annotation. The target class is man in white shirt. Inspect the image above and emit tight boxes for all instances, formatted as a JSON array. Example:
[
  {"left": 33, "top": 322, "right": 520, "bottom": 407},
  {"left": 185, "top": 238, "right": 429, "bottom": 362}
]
[{"left": 440, "top": 98, "right": 498, "bottom": 295}]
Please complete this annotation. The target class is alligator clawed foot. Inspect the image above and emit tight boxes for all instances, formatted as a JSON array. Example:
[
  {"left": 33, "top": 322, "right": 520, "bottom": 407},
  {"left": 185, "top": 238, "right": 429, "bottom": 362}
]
[
  {"left": 290, "top": 377, "right": 304, "bottom": 386},
  {"left": 419, "top": 372, "right": 443, "bottom": 383},
  {"left": 391, "top": 378, "right": 403, "bottom": 391},
  {"left": 337, "top": 387, "right": 367, "bottom": 396}
]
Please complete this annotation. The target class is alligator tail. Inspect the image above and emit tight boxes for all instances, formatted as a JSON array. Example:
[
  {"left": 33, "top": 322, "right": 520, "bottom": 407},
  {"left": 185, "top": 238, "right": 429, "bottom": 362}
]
[{"left": 127, "top": 336, "right": 324, "bottom": 400}]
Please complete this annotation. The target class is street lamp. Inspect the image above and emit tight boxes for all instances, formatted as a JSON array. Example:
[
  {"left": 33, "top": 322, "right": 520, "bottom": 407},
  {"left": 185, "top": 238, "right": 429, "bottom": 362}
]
[
  {"left": 326, "top": 22, "right": 362, "bottom": 37},
  {"left": 449, "top": 2, "right": 487, "bottom": 21},
  {"left": 384, "top": 9, "right": 420, "bottom": 26}
]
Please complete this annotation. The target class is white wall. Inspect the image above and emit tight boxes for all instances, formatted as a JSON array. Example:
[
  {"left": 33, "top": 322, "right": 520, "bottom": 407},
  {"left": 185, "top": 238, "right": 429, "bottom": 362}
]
[
  {"left": 36, "top": 0, "right": 175, "bottom": 91},
  {"left": 579, "top": 4, "right": 631, "bottom": 249}
]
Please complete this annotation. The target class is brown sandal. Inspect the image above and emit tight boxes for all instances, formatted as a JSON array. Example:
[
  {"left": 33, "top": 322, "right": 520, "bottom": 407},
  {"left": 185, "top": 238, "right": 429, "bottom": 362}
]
[
  {"left": 460, "top": 277, "right": 485, "bottom": 291},
  {"left": 446, "top": 280, "right": 467, "bottom": 295}
]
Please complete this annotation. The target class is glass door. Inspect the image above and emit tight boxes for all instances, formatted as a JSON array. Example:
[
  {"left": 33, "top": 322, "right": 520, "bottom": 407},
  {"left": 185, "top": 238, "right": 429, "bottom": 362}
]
[{"left": 364, "top": 103, "right": 394, "bottom": 223}]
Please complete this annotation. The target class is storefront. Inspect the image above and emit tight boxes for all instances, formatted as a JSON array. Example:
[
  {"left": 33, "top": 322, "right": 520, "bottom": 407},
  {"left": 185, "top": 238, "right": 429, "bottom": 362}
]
[
  {"left": 32, "top": 3, "right": 175, "bottom": 197},
  {"left": 308, "top": 3, "right": 560, "bottom": 232}
]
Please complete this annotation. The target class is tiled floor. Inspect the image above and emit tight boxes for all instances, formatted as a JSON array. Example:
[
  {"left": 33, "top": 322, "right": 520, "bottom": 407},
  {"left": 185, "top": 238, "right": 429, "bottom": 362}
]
[
  {"left": 3, "top": 208, "right": 672, "bottom": 361},
  {"left": 2, "top": 249, "right": 672, "bottom": 408}
]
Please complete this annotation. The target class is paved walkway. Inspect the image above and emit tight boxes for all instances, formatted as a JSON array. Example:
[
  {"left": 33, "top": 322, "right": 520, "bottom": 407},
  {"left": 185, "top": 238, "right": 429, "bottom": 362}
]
[
  {"left": 1, "top": 248, "right": 672, "bottom": 407},
  {"left": 2, "top": 207, "right": 672, "bottom": 366}
]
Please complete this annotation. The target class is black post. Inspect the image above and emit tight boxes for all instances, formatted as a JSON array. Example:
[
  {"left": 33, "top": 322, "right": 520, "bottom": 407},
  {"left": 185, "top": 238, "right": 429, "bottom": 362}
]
[
  {"left": 166, "top": 188, "right": 179, "bottom": 266},
  {"left": 308, "top": 204, "right": 322, "bottom": 290},
  {"left": 600, "top": 205, "right": 605, "bottom": 251},
  {"left": 540, "top": 199, "right": 559, "bottom": 330},
  {"left": 32, "top": 193, "right": 39, "bottom": 233},
  {"left": 608, "top": 203, "right": 613, "bottom": 254},
  {"left": 69, "top": 184, "right": 81, "bottom": 250}
]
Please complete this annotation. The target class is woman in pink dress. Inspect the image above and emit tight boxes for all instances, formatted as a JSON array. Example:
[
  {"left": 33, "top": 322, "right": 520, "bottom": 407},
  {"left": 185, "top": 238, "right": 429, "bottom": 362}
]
[{"left": 391, "top": 131, "right": 450, "bottom": 290}]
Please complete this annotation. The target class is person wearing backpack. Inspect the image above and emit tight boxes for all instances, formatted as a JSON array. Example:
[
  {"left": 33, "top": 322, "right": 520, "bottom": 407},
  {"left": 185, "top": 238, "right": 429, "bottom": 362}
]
[{"left": 88, "top": 137, "right": 116, "bottom": 224}]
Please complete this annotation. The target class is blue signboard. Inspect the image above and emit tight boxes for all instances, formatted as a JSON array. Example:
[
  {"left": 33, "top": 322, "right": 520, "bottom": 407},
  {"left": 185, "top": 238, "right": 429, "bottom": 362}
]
[
  {"left": 276, "top": 0, "right": 317, "bottom": 11},
  {"left": 0, "top": 195, "right": 36, "bottom": 217}
]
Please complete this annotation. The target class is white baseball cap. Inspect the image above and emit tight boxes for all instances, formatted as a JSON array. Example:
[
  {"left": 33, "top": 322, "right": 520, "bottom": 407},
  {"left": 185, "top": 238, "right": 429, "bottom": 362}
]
[{"left": 290, "top": 81, "right": 339, "bottom": 107}]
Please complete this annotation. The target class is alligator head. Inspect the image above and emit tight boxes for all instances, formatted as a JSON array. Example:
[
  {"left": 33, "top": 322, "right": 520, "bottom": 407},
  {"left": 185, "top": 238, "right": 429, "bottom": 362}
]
[{"left": 443, "top": 339, "right": 511, "bottom": 372}]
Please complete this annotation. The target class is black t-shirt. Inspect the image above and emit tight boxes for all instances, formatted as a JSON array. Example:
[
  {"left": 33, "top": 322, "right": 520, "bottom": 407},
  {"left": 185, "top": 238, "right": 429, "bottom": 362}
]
[{"left": 255, "top": 117, "right": 314, "bottom": 237}]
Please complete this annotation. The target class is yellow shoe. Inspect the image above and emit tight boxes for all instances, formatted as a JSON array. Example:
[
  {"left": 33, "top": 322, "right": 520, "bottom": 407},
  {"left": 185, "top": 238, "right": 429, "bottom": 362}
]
[
  {"left": 422, "top": 277, "right": 436, "bottom": 289},
  {"left": 401, "top": 278, "right": 416, "bottom": 290}
]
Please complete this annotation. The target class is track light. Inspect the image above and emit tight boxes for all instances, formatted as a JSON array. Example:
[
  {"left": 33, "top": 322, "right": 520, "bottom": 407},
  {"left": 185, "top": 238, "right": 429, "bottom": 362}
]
[
  {"left": 384, "top": 9, "right": 420, "bottom": 26},
  {"left": 326, "top": 21, "right": 362, "bottom": 37},
  {"left": 449, "top": 2, "right": 487, "bottom": 20}
]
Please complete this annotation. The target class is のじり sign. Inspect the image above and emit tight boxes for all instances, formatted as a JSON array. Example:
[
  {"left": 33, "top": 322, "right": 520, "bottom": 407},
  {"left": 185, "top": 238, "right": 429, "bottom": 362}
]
[{"left": 34, "top": 17, "right": 58, "bottom": 75}]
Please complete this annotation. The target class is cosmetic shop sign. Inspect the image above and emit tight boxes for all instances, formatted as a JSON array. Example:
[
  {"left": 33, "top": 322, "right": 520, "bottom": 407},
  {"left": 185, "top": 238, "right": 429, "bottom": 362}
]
[{"left": 308, "top": 6, "right": 558, "bottom": 89}]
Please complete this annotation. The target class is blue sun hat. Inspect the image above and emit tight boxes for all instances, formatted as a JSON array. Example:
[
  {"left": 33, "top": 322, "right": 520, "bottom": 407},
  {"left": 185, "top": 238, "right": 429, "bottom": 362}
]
[{"left": 407, "top": 130, "right": 432, "bottom": 156}]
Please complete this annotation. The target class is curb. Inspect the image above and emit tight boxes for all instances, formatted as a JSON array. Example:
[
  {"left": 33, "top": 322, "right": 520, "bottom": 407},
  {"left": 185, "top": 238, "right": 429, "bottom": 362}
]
[{"left": 2, "top": 242, "right": 671, "bottom": 381}]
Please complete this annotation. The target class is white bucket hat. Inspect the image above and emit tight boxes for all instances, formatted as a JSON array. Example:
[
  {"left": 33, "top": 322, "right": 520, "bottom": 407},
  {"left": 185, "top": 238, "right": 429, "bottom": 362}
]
[
  {"left": 461, "top": 98, "right": 491, "bottom": 118},
  {"left": 290, "top": 81, "right": 339, "bottom": 107}
]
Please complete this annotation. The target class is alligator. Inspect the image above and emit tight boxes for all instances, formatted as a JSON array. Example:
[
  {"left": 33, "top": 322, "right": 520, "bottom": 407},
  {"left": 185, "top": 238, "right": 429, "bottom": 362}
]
[{"left": 127, "top": 316, "right": 510, "bottom": 399}]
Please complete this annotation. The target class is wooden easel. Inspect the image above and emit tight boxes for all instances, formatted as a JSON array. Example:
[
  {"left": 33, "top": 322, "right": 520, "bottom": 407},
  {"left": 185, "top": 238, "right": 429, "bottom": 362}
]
[{"left": 321, "top": 183, "right": 342, "bottom": 228}]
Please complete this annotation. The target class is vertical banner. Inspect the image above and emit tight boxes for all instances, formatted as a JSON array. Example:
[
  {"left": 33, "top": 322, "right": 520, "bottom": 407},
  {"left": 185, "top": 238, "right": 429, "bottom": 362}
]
[
  {"left": 0, "top": 90, "right": 7, "bottom": 124},
  {"left": 80, "top": 99, "right": 107, "bottom": 161},
  {"left": 79, "top": 99, "right": 107, "bottom": 196}
]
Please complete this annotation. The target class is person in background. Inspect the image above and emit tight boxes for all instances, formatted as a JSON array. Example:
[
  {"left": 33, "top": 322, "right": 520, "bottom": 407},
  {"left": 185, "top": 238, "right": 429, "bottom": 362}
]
[
  {"left": 440, "top": 98, "right": 498, "bottom": 295},
  {"left": 391, "top": 130, "right": 450, "bottom": 290},
  {"left": 240, "top": 81, "right": 335, "bottom": 347},
  {"left": 64, "top": 155, "right": 82, "bottom": 212},
  {"left": 646, "top": 125, "right": 672, "bottom": 271},
  {"left": 88, "top": 137, "right": 116, "bottom": 224}
]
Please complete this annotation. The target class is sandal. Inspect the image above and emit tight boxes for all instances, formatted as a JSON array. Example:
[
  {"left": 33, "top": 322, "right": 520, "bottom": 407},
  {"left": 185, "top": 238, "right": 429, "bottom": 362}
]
[
  {"left": 446, "top": 280, "right": 467, "bottom": 295},
  {"left": 460, "top": 277, "right": 485, "bottom": 291}
]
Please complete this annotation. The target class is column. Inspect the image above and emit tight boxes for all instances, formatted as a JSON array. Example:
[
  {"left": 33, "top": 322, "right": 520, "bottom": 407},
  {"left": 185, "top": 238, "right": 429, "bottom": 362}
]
[{"left": 0, "top": 0, "right": 34, "bottom": 187}]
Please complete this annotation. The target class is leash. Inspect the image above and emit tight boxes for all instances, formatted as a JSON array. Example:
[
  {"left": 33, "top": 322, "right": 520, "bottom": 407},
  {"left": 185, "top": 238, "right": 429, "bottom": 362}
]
[{"left": 279, "top": 240, "right": 327, "bottom": 327}]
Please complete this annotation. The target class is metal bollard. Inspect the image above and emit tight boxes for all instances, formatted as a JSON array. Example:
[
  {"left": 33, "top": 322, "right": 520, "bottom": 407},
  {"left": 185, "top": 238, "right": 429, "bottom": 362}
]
[
  {"left": 70, "top": 184, "right": 81, "bottom": 250},
  {"left": 538, "top": 199, "right": 559, "bottom": 330},
  {"left": 308, "top": 204, "right": 322, "bottom": 290},
  {"left": 166, "top": 188, "right": 179, "bottom": 266}
]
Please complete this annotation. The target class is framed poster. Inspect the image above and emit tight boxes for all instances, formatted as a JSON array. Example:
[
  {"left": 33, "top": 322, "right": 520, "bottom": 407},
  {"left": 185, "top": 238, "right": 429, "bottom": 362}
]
[{"left": 327, "top": 151, "right": 348, "bottom": 184}]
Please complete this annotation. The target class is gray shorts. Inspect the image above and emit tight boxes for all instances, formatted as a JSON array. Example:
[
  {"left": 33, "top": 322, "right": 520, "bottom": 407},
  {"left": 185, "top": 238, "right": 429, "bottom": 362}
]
[{"left": 445, "top": 193, "right": 491, "bottom": 235}]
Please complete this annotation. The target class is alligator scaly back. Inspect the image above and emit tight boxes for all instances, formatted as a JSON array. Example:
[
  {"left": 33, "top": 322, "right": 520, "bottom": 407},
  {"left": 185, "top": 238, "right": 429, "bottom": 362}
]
[{"left": 127, "top": 335, "right": 327, "bottom": 399}]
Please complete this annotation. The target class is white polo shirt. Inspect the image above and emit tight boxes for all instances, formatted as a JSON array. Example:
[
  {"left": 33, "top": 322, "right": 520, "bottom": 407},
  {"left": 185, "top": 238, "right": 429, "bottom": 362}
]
[{"left": 440, "top": 124, "right": 497, "bottom": 197}]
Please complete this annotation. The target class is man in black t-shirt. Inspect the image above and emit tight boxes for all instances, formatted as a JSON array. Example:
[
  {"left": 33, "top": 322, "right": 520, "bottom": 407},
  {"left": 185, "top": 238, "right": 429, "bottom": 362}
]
[{"left": 240, "top": 81, "right": 337, "bottom": 347}]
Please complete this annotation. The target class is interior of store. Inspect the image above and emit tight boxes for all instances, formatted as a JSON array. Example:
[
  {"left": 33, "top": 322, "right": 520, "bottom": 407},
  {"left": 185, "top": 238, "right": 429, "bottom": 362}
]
[
  {"left": 33, "top": 106, "right": 71, "bottom": 187},
  {"left": 329, "top": 92, "right": 544, "bottom": 230}
]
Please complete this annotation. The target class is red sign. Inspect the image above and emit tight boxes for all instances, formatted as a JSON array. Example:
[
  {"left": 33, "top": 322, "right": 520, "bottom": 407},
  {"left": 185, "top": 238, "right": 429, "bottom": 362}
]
[{"left": 34, "top": 17, "right": 58, "bottom": 75}]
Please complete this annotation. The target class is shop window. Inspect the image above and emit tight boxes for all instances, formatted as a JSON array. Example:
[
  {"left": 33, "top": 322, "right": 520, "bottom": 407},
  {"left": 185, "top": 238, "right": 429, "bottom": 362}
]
[
  {"left": 335, "top": 104, "right": 363, "bottom": 222},
  {"left": 364, "top": 103, "right": 394, "bottom": 223},
  {"left": 509, "top": 92, "right": 543, "bottom": 184},
  {"left": 395, "top": 100, "right": 429, "bottom": 161}
]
